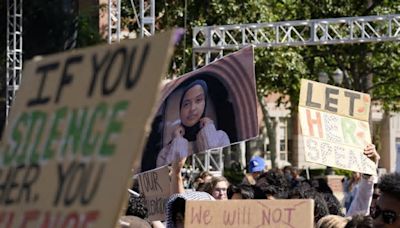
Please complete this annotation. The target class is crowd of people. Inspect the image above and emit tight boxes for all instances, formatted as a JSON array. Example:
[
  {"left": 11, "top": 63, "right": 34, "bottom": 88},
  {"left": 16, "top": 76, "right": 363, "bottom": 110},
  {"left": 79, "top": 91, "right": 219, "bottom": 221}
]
[{"left": 121, "top": 144, "right": 400, "bottom": 228}]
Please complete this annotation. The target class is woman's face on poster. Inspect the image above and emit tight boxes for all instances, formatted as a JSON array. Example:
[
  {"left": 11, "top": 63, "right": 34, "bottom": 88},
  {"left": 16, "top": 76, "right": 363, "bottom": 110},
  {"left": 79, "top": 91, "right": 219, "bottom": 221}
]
[{"left": 180, "top": 84, "right": 206, "bottom": 127}]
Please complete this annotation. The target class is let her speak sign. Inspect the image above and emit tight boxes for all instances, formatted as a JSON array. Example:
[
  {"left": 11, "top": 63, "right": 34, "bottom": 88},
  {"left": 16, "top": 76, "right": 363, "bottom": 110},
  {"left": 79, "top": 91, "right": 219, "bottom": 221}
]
[
  {"left": 0, "top": 31, "right": 175, "bottom": 227},
  {"left": 299, "top": 79, "right": 377, "bottom": 175}
]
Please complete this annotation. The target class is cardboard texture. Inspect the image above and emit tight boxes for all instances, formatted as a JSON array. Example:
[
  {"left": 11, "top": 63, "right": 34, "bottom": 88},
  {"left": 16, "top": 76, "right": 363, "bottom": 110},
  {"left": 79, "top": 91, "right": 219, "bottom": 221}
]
[
  {"left": 299, "top": 79, "right": 370, "bottom": 121},
  {"left": 0, "top": 31, "right": 175, "bottom": 227},
  {"left": 185, "top": 199, "right": 314, "bottom": 228},
  {"left": 137, "top": 165, "right": 170, "bottom": 221},
  {"left": 299, "top": 79, "right": 377, "bottom": 175}
]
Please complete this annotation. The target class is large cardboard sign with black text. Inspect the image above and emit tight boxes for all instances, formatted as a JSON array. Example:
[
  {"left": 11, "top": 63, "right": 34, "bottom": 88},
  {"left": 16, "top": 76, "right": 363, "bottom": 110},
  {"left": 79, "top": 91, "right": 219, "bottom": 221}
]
[
  {"left": 299, "top": 79, "right": 377, "bottom": 175},
  {"left": 185, "top": 199, "right": 314, "bottom": 228},
  {"left": 0, "top": 31, "right": 175, "bottom": 227}
]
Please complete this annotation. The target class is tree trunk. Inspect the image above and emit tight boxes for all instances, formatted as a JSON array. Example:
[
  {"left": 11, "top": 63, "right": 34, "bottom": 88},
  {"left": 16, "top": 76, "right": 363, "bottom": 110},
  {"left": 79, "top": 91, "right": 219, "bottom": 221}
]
[{"left": 257, "top": 93, "right": 277, "bottom": 169}]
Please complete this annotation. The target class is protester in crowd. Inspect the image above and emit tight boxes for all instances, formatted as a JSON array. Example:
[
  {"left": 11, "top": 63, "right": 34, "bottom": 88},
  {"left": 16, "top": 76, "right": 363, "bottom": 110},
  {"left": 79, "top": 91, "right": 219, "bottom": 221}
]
[
  {"left": 313, "top": 177, "right": 344, "bottom": 216},
  {"left": 289, "top": 181, "right": 330, "bottom": 224},
  {"left": 124, "top": 190, "right": 165, "bottom": 228},
  {"left": 242, "top": 173, "right": 257, "bottom": 185},
  {"left": 119, "top": 216, "right": 152, "bottom": 228},
  {"left": 157, "top": 80, "right": 230, "bottom": 167},
  {"left": 165, "top": 191, "right": 215, "bottom": 228},
  {"left": 125, "top": 194, "right": 148, "bottom": 219},
  {"left": 345, "top": 214, "right": 374, "bottom": 228},
  {"left": 369, "top": 184, "right": 381, "bottom": 217},
  {"left": 346, "top": 144, "right": 380, "bottom": 217},
  {"left": 316, "top": 214, "right": 374, "bottom": 228},
  {"left": 283, "top": 165, "right": 293, "bottom": 181},
  {"left": 191, "top": 171, "right": 213, "bottom": 190},
  {"left": 343, "top": 171, "right": 361, "bottom": 211},
  {"left": 170, "top": 157, "right": 187, "bottom": 194},
  {"left": 227, "top": 184, "right": 254, "bottom": 199},
  {"left": 249, "top": 156, "right": 266, "bottom": 179},
  {"left": 316, "top": 215, "right": 350, "bottom": 228},
  {"left": 371, "top": 172, "right": 400, "bottom": 228},
  {"left": 254, "top": 169, "right": 290, "bottom": 199},
  {"left": 290, "top": 166, "right": 305, "bottom": 188},
  {"left": 199, "top": 171, "right": 213, "bottom": 182},
  {"left": 207, "top": 176, "right": 229, "bottom": 200}
]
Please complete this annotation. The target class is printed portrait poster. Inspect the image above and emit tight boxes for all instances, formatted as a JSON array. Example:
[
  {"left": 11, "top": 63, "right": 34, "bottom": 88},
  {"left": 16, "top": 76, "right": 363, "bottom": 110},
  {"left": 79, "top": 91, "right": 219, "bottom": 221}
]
[
  {"left": 0, "top": 31, "right": 175, "bottom": 227},
  {"left": 140, "top": 46, "right": 258, "bottom": 171},
  {"left": 299, "top": 79, "right": 377, "bottom": 175}
]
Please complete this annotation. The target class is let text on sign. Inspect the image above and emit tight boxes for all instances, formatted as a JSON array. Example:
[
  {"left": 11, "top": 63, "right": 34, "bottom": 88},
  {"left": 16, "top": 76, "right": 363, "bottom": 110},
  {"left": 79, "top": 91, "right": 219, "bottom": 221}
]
[{"left": 299, "top": 79, "right": 376, "bottom": 175}]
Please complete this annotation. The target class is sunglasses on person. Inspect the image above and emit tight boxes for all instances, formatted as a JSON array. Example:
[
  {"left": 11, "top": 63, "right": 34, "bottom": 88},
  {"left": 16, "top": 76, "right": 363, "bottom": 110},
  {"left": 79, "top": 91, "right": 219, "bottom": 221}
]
[{"left": 371, "top": 205, "right": 400, "bottom": 224}]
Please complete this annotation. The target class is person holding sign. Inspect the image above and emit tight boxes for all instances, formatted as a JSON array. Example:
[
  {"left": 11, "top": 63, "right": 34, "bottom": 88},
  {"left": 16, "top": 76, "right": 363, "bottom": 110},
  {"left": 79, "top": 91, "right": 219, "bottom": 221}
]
[
  {"left": 157, "top": 80, "right": 230, "bottom": 167},
  {"left": 346, "top": 144, "right": 380, "bottom": 217}
]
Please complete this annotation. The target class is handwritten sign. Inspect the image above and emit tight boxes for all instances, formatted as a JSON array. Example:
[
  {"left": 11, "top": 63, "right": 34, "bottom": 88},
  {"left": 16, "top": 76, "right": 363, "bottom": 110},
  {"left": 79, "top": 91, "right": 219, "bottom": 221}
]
[
  {"left": 0, "top": 31, "right": 175, "bottom": 227},
  {"left": 137, "top": 166, "right": 170, "bottom": 221},
  {"left": 185, "top": 199, "right": 314, "bottom": 228},
  {"left": 299, "top": 79, "right": 376, "bottom": 175}
]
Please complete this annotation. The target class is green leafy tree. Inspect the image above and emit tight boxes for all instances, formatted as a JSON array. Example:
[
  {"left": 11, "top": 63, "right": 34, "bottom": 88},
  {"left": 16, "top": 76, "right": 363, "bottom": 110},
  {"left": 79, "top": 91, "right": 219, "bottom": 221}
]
[{"left": 122, "top": 0, "right": 400, "bottom": 167}]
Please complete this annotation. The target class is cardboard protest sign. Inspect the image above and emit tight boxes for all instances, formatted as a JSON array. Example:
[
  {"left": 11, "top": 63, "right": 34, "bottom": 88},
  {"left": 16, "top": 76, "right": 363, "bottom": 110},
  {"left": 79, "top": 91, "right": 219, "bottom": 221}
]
[
  {"left": 140, "top": 46, "right": 258, "bottom": 171},
  {"left": 137, "top": 165, "right": 170, "bottom": 221},
  {"left": 299, "top": 79, "right": 377, "bottom": 175},
  {"left": 185, "top": 199, "right": 314, "bottom": 228},
  {"left": 0, "top": 31, "right": 175, "bottom": 227}
]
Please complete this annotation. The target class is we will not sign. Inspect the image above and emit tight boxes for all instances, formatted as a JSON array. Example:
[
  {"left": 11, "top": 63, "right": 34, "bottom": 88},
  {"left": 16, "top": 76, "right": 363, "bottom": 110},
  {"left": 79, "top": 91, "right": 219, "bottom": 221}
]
[{"left": 299, "top": 79, "right": 377, "bottom": 175}]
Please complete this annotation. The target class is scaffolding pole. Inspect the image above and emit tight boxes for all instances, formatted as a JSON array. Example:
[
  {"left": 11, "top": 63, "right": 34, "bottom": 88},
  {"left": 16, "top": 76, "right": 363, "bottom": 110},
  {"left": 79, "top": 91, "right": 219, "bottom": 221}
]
[{"left": 6, "top": 0, "right": 23, "bottom": 120}]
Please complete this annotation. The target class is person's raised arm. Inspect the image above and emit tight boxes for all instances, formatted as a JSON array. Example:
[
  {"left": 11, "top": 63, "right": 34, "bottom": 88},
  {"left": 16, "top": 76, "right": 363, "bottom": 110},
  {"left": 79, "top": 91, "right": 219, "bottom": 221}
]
[
  {"left": 170, "top": 156, "right": 187, "bottom": 194},
  {"left": 346, "top": 144, "right": 380, "bottom": 216}
]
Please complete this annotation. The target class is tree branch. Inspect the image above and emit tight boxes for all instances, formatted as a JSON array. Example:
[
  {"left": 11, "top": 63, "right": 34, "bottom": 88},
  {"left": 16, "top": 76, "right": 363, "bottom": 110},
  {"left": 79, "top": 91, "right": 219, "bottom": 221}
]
[
  {"left": 362, "top": 0, "right": 383, "bottom": 15},
  {"left": 366, "top": 76, "right": 400, "bottom": 91}
]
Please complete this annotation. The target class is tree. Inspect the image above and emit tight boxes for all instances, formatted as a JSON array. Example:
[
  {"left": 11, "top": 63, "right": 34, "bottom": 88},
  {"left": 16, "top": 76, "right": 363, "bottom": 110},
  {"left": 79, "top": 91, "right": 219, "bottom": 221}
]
[
  {"left": 122, "top": 0, "right": 400, "bottom": 167},
  {"left": 23, "top": 0, "right": 103, "bottom": 60}
]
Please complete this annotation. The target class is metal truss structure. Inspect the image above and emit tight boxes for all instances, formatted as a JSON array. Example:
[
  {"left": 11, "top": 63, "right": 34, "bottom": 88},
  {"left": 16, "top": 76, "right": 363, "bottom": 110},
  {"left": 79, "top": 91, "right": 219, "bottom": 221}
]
[
  {"left": 5, "top": 2, "right": 398, "bottom": 175},
  {"left": 6, "top": 0, "right": 23, "bottom": 120},
  {"left": 107, "top": 0, "right": 155, "bottom": 43},
  {"left": 193, "top": 14, "right": 400, "bottom": 68},
  {"left": 107, "top": 0, "right": 121, "bottom": 43},
  {"left": 139, "top": 0, "right": 155, "bottom": 37},
  {"left": 192, "top": 148, "right": 224, "bottom": 176},
  {"left": 191, "top": 14, "right": 400, "bottom": 173}
]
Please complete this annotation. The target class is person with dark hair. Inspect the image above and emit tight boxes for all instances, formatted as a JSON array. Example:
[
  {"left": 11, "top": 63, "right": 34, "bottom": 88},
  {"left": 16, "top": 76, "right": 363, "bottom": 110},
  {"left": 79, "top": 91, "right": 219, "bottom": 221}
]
[
  {"left": 157, "top": 79, "right": 230, "bottom": 166},
  {"left": 324, "top": 193, "right": 345, "bottom": 217},
  {"left": 289, "top": 182, "right": 330, "bottom": 224},
  {"left": 345, "top": 214, "right": 374, "bottom": 228},
  {"left": 125, "top": 194, "right": 148, "bottom": 219},
  {"left": 312, "top": 178, "right": 344, "bottom": 216},
  {"left": 199, "top": 171, "right": 213, "bottom": 182},
  {"left": 371, "top": 172, "right": 400, "bottom": 227},
  {"left": 369, "top": 184, "right": 380, "bottom": 218},
  {"left": 165, "top": 191, "right": 215, "bottom": 228},
  {"left": 227, "top": 184, "right": 254, "bottom": 199},
  {"left": 254, "top": 169, "right": 290, "bottom": 199}
]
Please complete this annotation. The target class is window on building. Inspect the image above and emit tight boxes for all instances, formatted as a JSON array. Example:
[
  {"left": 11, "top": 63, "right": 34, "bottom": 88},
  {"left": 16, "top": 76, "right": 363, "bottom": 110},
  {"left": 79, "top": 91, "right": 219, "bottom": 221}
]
[{"left": 279, "top": 126, "right": 286, "bottom": 151}]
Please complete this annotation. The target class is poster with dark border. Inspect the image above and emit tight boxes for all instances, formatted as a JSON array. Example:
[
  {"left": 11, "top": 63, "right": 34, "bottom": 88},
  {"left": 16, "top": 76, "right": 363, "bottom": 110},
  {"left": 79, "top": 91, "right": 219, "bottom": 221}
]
[{"left": 141, "top": 46, "right": 258, "bottom": 171}]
